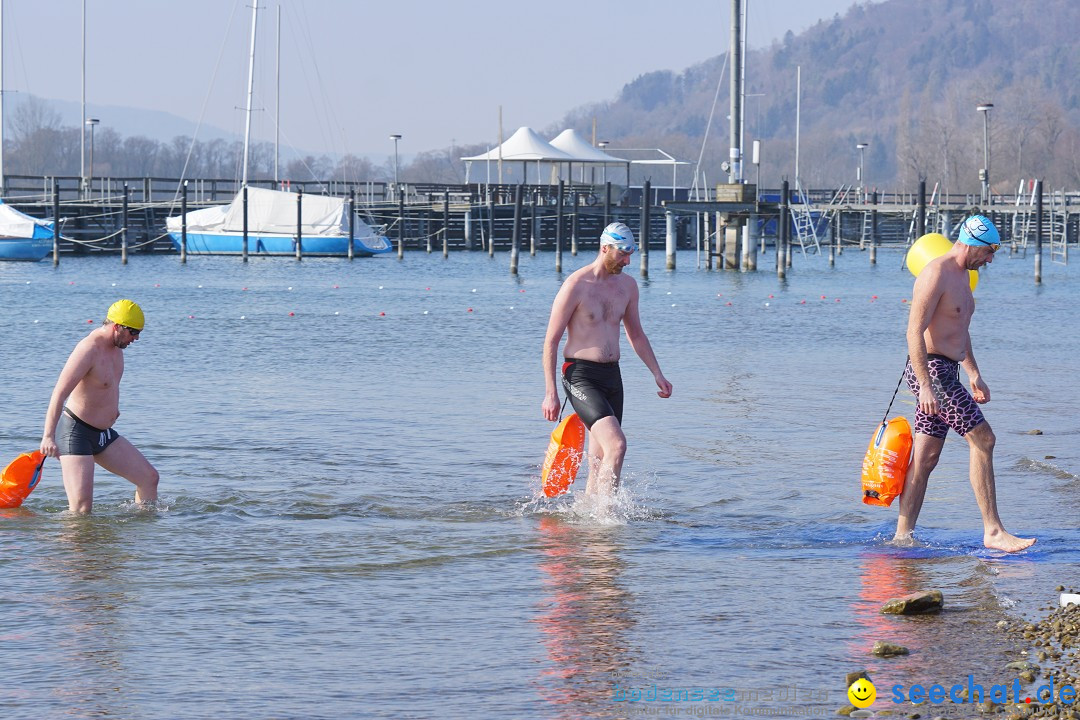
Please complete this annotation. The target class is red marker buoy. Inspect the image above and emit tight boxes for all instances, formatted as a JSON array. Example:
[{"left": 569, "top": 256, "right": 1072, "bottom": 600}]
[
  {"left": 288, "top": 312, "right": 295, "bottom": 316},
  {"left": 467, "top": 308, "right": 473, "bottom": 313},
  {"left": 87, "top": 319, "right": 93, "bottom": 323},
  {"left": 379, "top": 312, "right": 385, "bottom": 316}
]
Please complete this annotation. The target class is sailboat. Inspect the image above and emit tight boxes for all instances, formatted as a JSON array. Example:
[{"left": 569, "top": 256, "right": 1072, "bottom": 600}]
[
  {"left": 0, "top": 1, "right": 56, "bottom": 261},
  {"left": 0, "top": 202, "right": 54, "bottom": 261},
  {"left": 166, "top": 186, "right": 392, "bottom": 256},
  {"left": 165, "top": 1, "right": 391, "bottom": 257}
]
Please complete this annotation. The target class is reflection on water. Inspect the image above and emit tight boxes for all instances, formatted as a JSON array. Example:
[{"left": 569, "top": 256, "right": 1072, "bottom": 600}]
[
  {"left": 48, "top": 517, "right": 138, "bottom": 719},
  {"left": 0, "top": 253, "right": 1076, "bottom": 718},
  {"left": 533, "top": 515, "right": 636, "bottom": 718}
]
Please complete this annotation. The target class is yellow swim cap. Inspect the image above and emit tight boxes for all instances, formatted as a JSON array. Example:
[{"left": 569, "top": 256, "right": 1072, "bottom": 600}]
[{"left": 107, "top": 299, "right": 145, "bottom": 330}]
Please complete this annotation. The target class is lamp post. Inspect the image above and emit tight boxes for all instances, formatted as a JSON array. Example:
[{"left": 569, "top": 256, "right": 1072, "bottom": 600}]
[
  {"left": 976, "top": 103, "right": 993, "bottom": 205},
  {"left": 598, "top": 141, "right": 609, "bottom": 185},
  {"left": 856, "top": 142, "right": 869, "bottom": 195},
  {"left": 85, "top": 118, "right": 100, "bottom": 196},
  {"left": 389, "top": 134, "right": 401, "bottom": 200}
]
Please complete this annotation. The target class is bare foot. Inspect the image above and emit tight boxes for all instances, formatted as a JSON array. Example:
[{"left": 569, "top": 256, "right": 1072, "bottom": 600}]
[
  {"left": 984, "top": 530, "right": 1037, "bottom": 553},
  {"left": 889, "top": 532, "right": 919, "bottom": 547}
]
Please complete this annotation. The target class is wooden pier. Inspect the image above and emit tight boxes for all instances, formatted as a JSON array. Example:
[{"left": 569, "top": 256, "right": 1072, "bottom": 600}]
[{"left": 2, "top": 174, "right": 1076, "bottom": 262}]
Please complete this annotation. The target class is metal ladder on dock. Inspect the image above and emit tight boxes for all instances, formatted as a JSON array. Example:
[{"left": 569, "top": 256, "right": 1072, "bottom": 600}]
[
  {"left": 790, "top": 181, "right": 821, "bottom": 255},
  {"left": 1049, "top": 190, "right": 1069, "bottom": 265},
  {"left": 1010, "top": 180, "right": 1037, "bottom": 258}
]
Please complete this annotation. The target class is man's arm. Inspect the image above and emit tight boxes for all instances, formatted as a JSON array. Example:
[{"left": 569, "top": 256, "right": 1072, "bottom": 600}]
[
  {"left": 541, "top": 280, "right": 578, "bottom": 420},
  {"left": 622, "top": 282, "right": 672, "bottom": 398},
  {"left": 41, "top": 342, "right": 94, "bottom": 457},
  {"left": 906, "top": 266, "right": 944, "bottom": 415},
  {"left": 960, "top": 340, "right": 989, "bottom": 403}
]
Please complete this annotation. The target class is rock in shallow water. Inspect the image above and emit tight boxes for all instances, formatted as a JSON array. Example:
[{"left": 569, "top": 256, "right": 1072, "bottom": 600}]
[
  {"left": 872, "top": 641, "right": 910, "bottom": 657},
  {"left": 881, "top": 590, "right": 944, "bottom": 615}
]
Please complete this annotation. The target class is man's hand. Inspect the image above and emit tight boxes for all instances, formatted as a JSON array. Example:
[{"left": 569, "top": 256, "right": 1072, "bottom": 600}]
[
  {"left": 542, "top": 394, "right": 560, "bottom": 422},
  {"left": 918, "top": 386, "right": 939, "bottom": 415},
  {"left": 655, "top": 374, "right": 673, "bottom": 399},
  {"left": 970, "top": 377, "right": 990, "bottom": 404},
  {"left": 40, "top": 436, "right": 59, "bottom": 459}
]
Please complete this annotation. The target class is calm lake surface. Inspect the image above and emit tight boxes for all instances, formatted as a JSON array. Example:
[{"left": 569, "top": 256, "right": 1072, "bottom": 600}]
[{"left": 1, "top": 248, "right": 1077, "bottom": 719}]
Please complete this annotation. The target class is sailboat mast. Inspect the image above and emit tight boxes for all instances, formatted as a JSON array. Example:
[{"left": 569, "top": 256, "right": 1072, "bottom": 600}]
[
  {"left": 274, "top": 3, "right": 280, "bottom": 184},
  {"left": 0, "top": 0, "right": 5, "bottom": 195},
  {"left": 241, "top": 0, "right": 258, "bottom": 188}
]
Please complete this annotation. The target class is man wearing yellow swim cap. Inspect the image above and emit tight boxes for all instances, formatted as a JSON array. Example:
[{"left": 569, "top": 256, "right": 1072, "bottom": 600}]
[
  {"left": 40, "top": 299, "right": 158, "bottom": 513},
  {"left": 896, "top": 216, "right": 1034, "bottom": 553}
]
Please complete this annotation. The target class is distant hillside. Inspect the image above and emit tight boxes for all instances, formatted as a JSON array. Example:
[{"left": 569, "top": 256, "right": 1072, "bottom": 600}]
[{"left": 553, "top": 0, "right": 1080, "bottom": 193}]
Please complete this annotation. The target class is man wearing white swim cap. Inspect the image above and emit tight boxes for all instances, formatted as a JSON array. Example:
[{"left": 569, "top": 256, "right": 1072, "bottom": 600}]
[
  {"left": 40, "top": 299, "right": 159, "bottom": 513},
  {"left": 896, "top": 216, "right": 1035, "bottom": 552},
  {"left": 541, "top": 222, "right": 672, "bottom": 497}
]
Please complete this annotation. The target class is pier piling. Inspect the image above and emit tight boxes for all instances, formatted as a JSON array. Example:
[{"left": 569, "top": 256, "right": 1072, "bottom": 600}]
[
  {"left": 510, "top": 184, "right": 522, "bottom": 275},
  {"left": 640, "top": 180, "right": 650, "bottom": 278},
  {"left": 295, "top": 189, "right": 303, "bottom": 261},
  {"left": 122, "top": 184, "right": 129, "bottom": 265},
  {"left": 242, "top": 186, "right": 249, "bottom": 262},
  {"left": 181, "top": 181, "right": 188, "bottom": 263}
]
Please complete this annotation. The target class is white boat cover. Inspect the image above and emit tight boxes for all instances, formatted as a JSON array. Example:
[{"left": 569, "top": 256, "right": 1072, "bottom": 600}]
[
  {"left": 166, "top": 187, "right": 353, "bottom": 237},
  {"left": 0, "top": 201, "right": 52, "bottom": 238}
]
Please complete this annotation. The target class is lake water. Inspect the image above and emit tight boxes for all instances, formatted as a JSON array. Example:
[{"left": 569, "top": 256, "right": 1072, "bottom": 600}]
[{"left": 1, "top": 248, "right": 1077, "bottom": 719}]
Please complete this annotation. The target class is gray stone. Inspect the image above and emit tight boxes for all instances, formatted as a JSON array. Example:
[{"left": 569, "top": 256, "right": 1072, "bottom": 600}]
[
  {"left": 872, "top": 641, "right": 910, "bottom": 657},
  {"left": 881, "top": 590, "right": 944, "bottom": 615}
]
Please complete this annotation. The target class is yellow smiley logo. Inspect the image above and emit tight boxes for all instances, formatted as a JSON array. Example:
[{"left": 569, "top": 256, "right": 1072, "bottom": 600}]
[{"left": 847, "top": 678, "right": 876, "bottom": 708}]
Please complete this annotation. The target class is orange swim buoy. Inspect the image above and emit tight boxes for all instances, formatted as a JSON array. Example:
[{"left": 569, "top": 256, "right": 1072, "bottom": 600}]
[
  {"left": 541, "top": 413, "right": 585, "bottom": 498},
  {"left": 860, "top": 417, "right": 912, "bottom": 507},
  {"left": 0, "top": 450, "right": 46, "bottom": 509}
]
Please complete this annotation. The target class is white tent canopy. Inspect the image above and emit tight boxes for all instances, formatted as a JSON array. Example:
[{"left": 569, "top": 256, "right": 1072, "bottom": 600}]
[
  {"left": 461, "top": 126, "right": 575, "bottom": 163},
  {"left": 549, "top": 128, "right": 630, "bottom": 184},
  {"left": 548, "top": 129, "right": 626, "bottom": 163},
  {"left": 461, "top": 126, "right": 577, "bottom": 184}
]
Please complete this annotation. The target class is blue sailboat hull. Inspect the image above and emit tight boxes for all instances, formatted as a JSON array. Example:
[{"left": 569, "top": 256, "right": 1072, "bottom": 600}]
[
  {"left": 167, "top": 231, "right": 393, "bottom": 257},
  {"left": 0, "top": 225, "right": 53, "bottom": 261}
]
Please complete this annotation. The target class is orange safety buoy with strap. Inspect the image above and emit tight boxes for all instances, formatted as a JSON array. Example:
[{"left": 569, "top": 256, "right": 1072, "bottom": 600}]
[
  {"left": 0, "top": 450, "right": 46, "bottom": 509},
  {"left": 541, "top": 413, "right": 585, "bottom": 498},
  {"left": 861, "top": 416, "right": 912, "bottom": 507}
]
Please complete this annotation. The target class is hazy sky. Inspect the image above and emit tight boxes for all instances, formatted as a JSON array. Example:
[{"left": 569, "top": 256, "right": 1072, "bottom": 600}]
[{"left": 2, "top": 0, "right": 866, "bottom": 159}]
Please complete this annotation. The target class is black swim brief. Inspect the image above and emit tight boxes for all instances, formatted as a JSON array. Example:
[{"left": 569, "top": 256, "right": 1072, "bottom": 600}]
[
  {"left": 561, "top": 358, "right": 624, "bottom": 430},
  {"left": 57, "top": 407, "right": 120, "bottom": 456},
  {"left": 904, "top": 354, "right": 986, "bottom": 439}
]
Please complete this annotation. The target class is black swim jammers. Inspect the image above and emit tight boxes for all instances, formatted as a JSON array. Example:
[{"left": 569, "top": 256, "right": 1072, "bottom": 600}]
[
  {"left": 57, "top": 407, "right": 120, "bottom": 456},
  {"left": 904, "top": 354, "right": 986, "bottom": 438},
  {"left": 562, "top": 358, "right": 624, "bottom": 430}
]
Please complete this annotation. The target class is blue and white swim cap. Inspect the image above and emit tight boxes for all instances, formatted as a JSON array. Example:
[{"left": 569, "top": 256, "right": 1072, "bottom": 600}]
[
  {"left": 957, "top": 215, "right": 1000, "bottom": 247},
  {"left": 600, "top": 222, "right": 636, "bottom": 252}
]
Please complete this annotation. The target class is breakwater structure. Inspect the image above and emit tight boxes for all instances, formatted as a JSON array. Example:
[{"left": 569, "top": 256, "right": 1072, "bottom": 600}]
[{"left": 4, "top": 174, "right": 1077, "bottom": 275}]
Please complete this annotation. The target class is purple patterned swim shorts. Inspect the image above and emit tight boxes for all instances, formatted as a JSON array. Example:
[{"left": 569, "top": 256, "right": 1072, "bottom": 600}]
[{"left": 904, "top": 354, "right": 986, "bottom": 439}]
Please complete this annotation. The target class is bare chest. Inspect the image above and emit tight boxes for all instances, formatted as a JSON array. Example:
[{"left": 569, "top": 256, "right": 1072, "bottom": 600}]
[
  {"left": 936, "top": 280, "right": 975, "bottom": 323},
  {"left": 86, "top": 349, "right": 124, "bottom": 391},
  {"left": 575, "top": 285, "right": 630, "bottom": 325}
]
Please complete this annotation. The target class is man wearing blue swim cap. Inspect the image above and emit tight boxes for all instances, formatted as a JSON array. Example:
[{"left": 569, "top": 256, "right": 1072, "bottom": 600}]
[{"left": 896, "top": 215, "right": 1035, "bottom": 553}]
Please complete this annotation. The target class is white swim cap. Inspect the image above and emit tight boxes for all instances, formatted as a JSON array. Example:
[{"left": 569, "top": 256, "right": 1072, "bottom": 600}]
[{"left": 600, "top": 222, "right": 635, "bottom": 252}]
